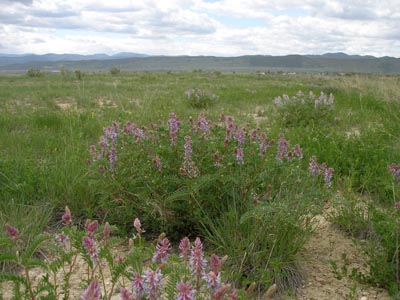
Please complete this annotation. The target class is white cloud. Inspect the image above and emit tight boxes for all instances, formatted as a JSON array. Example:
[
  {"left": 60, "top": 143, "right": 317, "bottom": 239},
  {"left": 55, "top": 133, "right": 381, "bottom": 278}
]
[{"left": 0, "top": 0, "right": 399, "bottom": 57}]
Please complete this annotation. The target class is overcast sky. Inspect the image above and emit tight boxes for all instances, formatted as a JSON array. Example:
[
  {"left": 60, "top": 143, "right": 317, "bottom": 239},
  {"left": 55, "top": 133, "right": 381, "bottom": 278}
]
[{"left": 0, "top": 0, "right": 399, "bottom": 57}]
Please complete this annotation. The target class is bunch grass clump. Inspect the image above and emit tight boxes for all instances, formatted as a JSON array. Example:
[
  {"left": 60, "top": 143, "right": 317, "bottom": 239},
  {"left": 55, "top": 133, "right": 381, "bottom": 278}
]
[
  {"left": 184, "top": 88, "right": 219, "bottom": 108},
  {"left": 87, "top": 112, "right": 330, "bottom": 290},
  {"left": 274, "top": 90, "right": 334, "bottom": 127}
]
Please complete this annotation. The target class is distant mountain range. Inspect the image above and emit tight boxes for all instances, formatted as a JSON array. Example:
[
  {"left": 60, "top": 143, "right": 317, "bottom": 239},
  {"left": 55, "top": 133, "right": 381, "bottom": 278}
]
[
  {"left": 0, "top": 52, "right": 148, "bottom": 66},
  {"left": 0, "top": 52, "right": 399, "bottom": 74}
]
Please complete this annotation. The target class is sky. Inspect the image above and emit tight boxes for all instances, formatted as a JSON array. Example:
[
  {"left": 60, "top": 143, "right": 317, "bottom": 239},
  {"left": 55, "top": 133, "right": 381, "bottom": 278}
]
[{"left": 0, "top": 0, "right": 399, "bottom": 57}]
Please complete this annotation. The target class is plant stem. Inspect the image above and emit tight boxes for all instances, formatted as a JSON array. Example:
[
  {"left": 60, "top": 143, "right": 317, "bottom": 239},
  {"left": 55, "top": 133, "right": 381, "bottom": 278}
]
[{"left": 24, "top": 266, "right": 36, "bottom": 300}]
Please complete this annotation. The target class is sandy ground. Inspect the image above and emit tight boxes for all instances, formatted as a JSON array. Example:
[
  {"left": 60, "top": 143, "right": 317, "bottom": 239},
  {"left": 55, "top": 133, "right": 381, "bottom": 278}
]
[{"left": 278, "top": 209, "right": 391, "bottom": 300}]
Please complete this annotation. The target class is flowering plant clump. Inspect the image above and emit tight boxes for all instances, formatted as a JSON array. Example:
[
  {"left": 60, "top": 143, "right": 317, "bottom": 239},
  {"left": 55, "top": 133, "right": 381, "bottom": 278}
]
[
  {"left": 87, "top": 112, "right": 306, "bottom": 236},
  {"left": 0, "top": 207, "right": 247, "bottom": 300},
  {"left": 184, "top": 88, "right": 219, "bottom": 108},
  {"left": 308, "top": 155, "right": 335, "bottom": 188},
  {"left": 273, "top": 91, "right": 335, "bottom": 127}
]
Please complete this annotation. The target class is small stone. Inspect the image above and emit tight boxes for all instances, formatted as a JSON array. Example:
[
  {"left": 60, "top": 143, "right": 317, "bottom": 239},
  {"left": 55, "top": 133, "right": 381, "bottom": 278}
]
[
  {"left": 315, "top": 276, "right": 325, "bottom": 285},
  {"left": 360, "top": 297, "right": 367, "bottom": 300}
]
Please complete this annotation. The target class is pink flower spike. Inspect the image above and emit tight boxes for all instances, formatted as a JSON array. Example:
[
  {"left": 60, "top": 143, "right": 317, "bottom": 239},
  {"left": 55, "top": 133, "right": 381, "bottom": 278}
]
[
  {"left": 176, "top": 281, "right": 196, "bottom": 300},
  {"left": 234, "top": 147, "right": 244, "bottom": 165},
  {"left": 132, "top": 272, "right": 145, "bottom": 297},
  {"left": 203, "top": 271, "right": 221, "bottom": 290},
  {"left": 227, "top": 288, "right": 239, "bottom": 300},
  {"left": 86, "top": 220, "right": 99, "bottom": 237},
  {"left": 179, "top": 237, "right": 191, "bottom": 260},
  {"left": 134, "top": 218, "right": 144, "bottom": 234},
  {"left": 152, "top": 237, "right": 172, "bottom": 263},
  {"left": 103, "top": 222, "right": 110, "bottom": 240},
  {"left": 62, "top": 206, "right": 72, "bottom": 226},
  {"left": 5, "top": 224, "right": 19, "bottom": 242},
  {"left": 119, "top": 288, "right": 133, "bottom": 300},
  {"left": 81, "top": 280, "right": 101, "bottom": 300},
  {"left": 210, "top": 254, "right": 223, "bottom": 274},
  {"left": 395, "top": 202, "right": 400, "bottom": 210},
  {"left": 82, "top": 236, "right": 99, "bottom": 263}
]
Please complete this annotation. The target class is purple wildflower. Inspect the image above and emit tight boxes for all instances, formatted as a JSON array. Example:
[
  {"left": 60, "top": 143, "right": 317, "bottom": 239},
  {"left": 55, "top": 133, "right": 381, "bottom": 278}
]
[
  {"left": 309, "top": 156, "right": 319, "bottom": 175},
  {"left": 293, "top": 144, "right": 303, "bottom": 159},
  {"left": 168, "top": 112, "right": 180, "bottom": 146},
  {"left": 143, "top": 268, "right": 163, "bottom": 300},
  {"left": 197, "top": 112, "right": 210, "bottom": 136},
  {"left": 5, "top": 224, "right": 19, "bottom": 242},
  {"left": 189, "top": 116, "right": 196, "bottom": 133},
  {"left": 203, "top": 271, "right": 221, "bottom": 290},
  {"left": 133, "top": 218, "right": 144, "bottom": 234},
  {"left": 234, "top": 147, "right": 244, "bottom": 165},
  {"left": 104, "top": 125, "right": 118, "bottom": 146},
  {"left": 81, "top": 280, "right": 101, "bottom": 300},
  {"left": 227, "top": 289, "right": 239, "bottom": 300},
  {"left": 324, "top": 167, "right": 334, "bottom": 188},
  {"left": 213, "top": 285, "right": 230, "bottom": 300},
  {"left": 214, "top": 153, "right": 222, "bottom": 167},
  {"left": 259, "top": 133, "right": 267, "bottom": 157},
  {"left": 152, "top": 156, "right": 162, "bottom": 172},
  {"left": 132, "top": 272, "right": 145, "bottom": 297},
  {"left": 395, "top": 202, "right": 400, "bottom": 210},
  {"left": 182, "top": 135, "right": 199, "bottom": 178},
  {"left": 179, "top": 237, "right": 191, "bottom": 261},
  {"left": 209, "top": 254, "right": 224, "bottom": 275},
  {"left": 109, "top": 147, "right": 117, "bottom": 172},
  {"left": 56, "top": 232, "right": 70, "bottom": 251},
  {"left": 120, "top": 288, "right": 133, "bottom": 300},
  {"left": 85, "top": 220, "right": 98, "bottom": 237},
  {"left": 62, "top": 206, "right": 72, "bottom": 226},
  {"left": 234, "top": 127, "right": 246, "bottom": 146},
  {"left": 98, "top": 136, "right": 108, "bottom": 158},
  {"left": 388, "top": 163, "right": 400, "bottom": 186},
  {"left": 82, "top": 236, "right": 99, "bottom": 263},
  {"left": 103, "top": 222, "right": 110, "bottom": 240},
  {"left": 276, "top": 133, "right": 288, "bottom": 162},
  {"left": 190, "top": 237, "right": 206, "bottom": 289},
  {"left": 176, "top": 281, "right": 196, "bottom": 300},
  {"left": 152, "top": 237, "right": 172, "bottom": 264}
]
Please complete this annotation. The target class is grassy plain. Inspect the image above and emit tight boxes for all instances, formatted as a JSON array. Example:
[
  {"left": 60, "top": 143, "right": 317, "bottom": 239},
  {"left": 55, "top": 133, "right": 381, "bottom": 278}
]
[{"left": 1, "top": 71, "right": 400, "bottom": 297}]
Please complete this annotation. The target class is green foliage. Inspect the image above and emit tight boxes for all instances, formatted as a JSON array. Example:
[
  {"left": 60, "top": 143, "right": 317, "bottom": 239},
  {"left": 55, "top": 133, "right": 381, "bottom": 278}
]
[
  {"left": 184, "top": 88, "right": 219, "bottom": 108},
  {"left": 26, "top": 68, "right": 43, "bottom": 77},
  {"left": 109, "top": 67, "right": 121, "bottom": 75},
  {"left": 273, "top": 90, "right": 335, "bottom": 127},
  {"left": 328, "top": 193, "right": 372, "bottom": 239}
]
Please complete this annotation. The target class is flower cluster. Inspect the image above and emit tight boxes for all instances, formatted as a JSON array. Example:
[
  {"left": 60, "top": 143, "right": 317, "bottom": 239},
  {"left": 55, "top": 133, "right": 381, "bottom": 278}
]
[
  {"left": 274, "top": 90, "right": 334, "bottom": 109},
  {"left": 181, "top": 135, "right": 199, "bottom": 178},
  {"left": 388, "top": 163, "right": 400, "bottom": 186},
  {"left": 276, "top": 133, "right": 303, "bottom": 162},
  {"left": 168, "top": 112, "right": 180, "bottom": 146},
  {"left": 309, "top": 155, "right": 335, "bottom": 188}
]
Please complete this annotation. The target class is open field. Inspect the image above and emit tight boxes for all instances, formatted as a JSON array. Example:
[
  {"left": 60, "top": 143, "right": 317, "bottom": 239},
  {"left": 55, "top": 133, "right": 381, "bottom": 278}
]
[{"left": 1, "top": 71, "right": 400, "bottom": 299}]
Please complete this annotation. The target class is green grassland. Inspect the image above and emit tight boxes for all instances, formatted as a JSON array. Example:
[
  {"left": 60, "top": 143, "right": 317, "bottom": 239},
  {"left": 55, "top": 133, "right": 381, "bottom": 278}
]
[{"left": 1, "top": 71, "right": 400, "bottom": 297}]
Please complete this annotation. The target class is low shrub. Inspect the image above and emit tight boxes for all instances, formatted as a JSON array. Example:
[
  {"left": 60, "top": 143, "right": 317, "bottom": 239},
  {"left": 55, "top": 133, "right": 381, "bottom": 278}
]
[
  {"left": 184, "top": 88, "right": 219, "bottom": 108},
  {"left": 86, "top": 112, "right": 331, "bottom": 290},
  {"left": 274, "top": 90, "right": 335, "bottom": 127}
]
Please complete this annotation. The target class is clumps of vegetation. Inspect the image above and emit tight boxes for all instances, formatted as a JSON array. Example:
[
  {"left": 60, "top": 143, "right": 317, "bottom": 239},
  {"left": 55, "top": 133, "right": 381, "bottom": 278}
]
[
  {"left": 86, "top": 112, "right": 331, "bottom": 290},
  {"left": 274, "top": 91, "right": 335, "bottom": 127},
  {"left": 1, "top": 208, "right": 248, "bottom": 300},
  {"left": 26, "top": 68, "right": 43, "bottom": 77},
  {"left": 110, "top": 67, "right": 121, "bottom": 75},
  {"left": 184, "top": 88, "right": 219, "bottom": 108}
]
